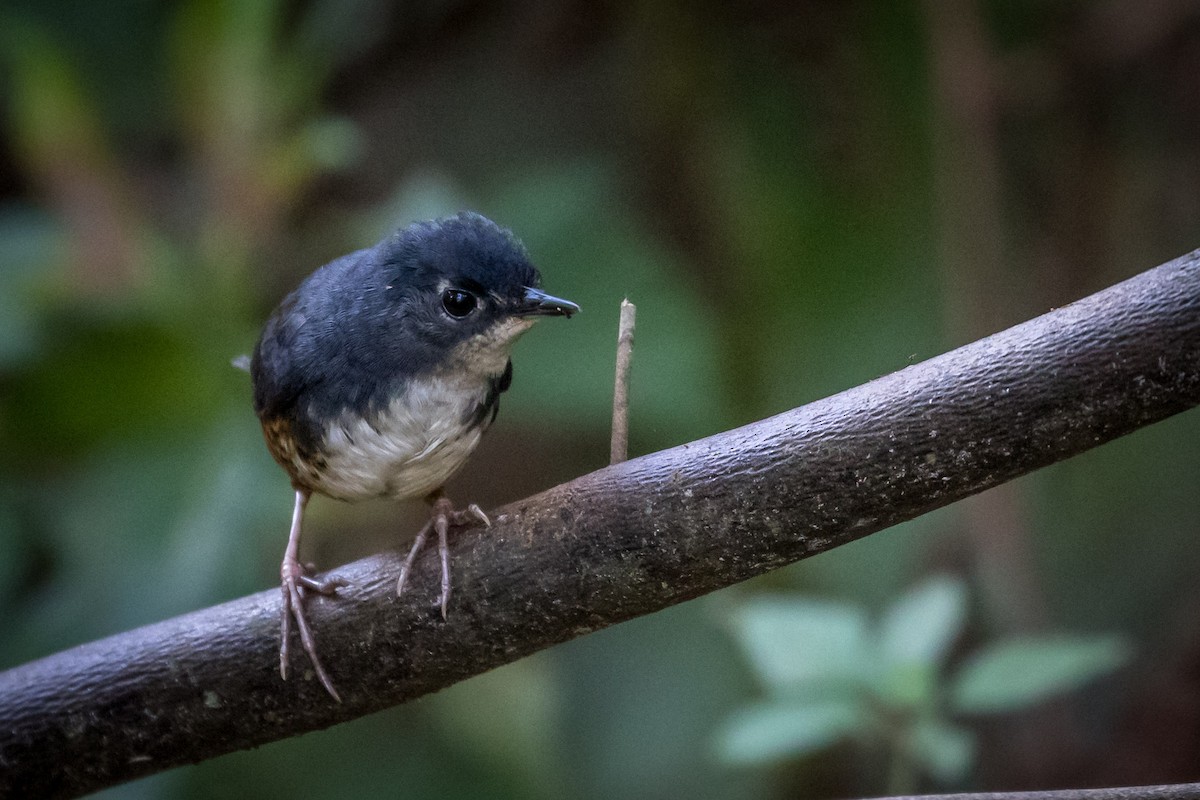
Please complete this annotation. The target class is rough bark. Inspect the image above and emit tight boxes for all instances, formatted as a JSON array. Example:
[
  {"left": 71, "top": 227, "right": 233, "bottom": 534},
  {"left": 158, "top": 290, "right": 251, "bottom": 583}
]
[
  {"left": 880, "top": 783, "right": 1200, "bottom": 800},
  {"left": 1, "top": 250, "right": 1198, "bottom": 799}
]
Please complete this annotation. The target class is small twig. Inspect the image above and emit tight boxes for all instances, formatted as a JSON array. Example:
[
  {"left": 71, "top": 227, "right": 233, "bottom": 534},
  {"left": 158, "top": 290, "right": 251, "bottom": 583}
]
[{"left": 610, "top": 299, "right": 637, "bottom": 464}]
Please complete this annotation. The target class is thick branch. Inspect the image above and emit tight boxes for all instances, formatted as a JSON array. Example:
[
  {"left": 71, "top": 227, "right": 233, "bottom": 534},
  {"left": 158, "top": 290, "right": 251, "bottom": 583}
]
[
  {"left": 2, "top": 251, "right": 1199, "bottom": 799},
  {"left": 881, "top": 783, "right": 1200, "bottom": 800}
]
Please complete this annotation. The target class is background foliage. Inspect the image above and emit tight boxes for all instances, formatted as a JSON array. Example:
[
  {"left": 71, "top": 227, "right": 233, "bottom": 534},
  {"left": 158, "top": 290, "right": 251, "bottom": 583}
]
[{"left": 2, "top": 1, "right": 1199, "bottom": 798}]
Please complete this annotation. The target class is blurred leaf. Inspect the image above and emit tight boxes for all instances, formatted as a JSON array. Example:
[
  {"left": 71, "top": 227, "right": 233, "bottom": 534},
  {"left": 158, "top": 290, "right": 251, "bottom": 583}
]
[
  {"left": 728, "top": 596, "right": 871, "bottom": 693},
  {"left": 879, "top": 573, "right": 967, "bottom": 669},
  {"left": 169, "top": 0, "right": 350, "bottom": 289},
  {"left": 430, "top": 658, "right": 566, "bottom": 799},
  {"left": 172, "top": 0, "right": 283, "bottom": 135},
  {"left": 878, "top": 662, "right": 936, "bottom": 710},
  {"left": 363, "top": 169, "right": 471, "bottom": 241},
  {"left": 907, "top": 719, "right": 975, "bottom": 784},
  {"left": 556, "top": 605, "right": 764, "bottom": 800},
  {"left": 0, "top": 16, "right": 143, "bottom": 295},
  {"left": 1, "top": 408, "right": 280, "bottom": 663},
  {"left": 4, "top": 317, "right": 227, "bottom": 459},
  {"left": 155, "top": 412, "right": 293, "bottom": 613},
  {"left": 717, "top": 699, "right": 864, "bottom": 765},
  {"left": 951, "top": 635, "right": 1132, "bottom": 714},
  {"left": 0, "top": 206, "right": 64, "bottom": 368},
  {"left": 1, "top": 18, "right": 109, "bottom": 172},
  {"left": 265, "top": 115, "right": 362, "bottom": 200}
]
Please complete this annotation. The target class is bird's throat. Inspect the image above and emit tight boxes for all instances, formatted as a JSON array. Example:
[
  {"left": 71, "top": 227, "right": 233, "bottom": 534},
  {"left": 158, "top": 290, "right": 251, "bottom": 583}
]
[{"left": 446, "top": 317, "right": 535, "bottom": 380}]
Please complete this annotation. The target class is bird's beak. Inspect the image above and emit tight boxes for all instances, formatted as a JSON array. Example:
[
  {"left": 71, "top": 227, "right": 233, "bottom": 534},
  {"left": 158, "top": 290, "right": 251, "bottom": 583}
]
[{"left": 517, "top": 287, "right": 580, "bottom": 318}]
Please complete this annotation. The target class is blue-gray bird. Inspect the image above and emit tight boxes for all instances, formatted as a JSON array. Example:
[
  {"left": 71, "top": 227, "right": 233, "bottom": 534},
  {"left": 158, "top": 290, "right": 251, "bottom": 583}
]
[{"left": 251, "top": 212, "right": 578, "bottom": 700}]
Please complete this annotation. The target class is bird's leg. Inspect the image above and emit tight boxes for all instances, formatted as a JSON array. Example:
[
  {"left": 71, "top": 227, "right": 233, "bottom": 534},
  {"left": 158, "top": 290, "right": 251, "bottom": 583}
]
[
  {"left": 396, "top": 489, "right": 490, "bottom": 619},
  {"left": 279, "top": 488, "right": 346, "bottom": 701}
]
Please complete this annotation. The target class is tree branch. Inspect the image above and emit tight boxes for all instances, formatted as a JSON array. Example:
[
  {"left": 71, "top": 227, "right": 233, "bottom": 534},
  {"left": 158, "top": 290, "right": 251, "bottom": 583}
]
[
  {"left": 879, "top": 783, "right": 1200, "bottom": 800},
  {"left": 2, "top": 251, "right": 1199, "bottom": 799}
]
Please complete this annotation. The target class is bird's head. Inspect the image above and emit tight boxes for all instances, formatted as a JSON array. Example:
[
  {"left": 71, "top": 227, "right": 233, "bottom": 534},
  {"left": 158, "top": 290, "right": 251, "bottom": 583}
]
[{"left": 371, "top": 212, "right": 578, "bottom": 378}]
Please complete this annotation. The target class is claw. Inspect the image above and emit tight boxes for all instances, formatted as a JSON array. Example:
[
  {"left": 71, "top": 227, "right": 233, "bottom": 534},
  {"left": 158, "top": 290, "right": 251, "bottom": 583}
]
[
  {"left": 397, "top": 517, "right": 433, "bottom": 598},
  {"left": 435, "top": 512, "right": 451, "bottom": 619},
  {"left": 396, "top": 493, "right": 489, "bottom": 620},
  {"left": 298, "top": 574, "right": 348, "bottom": 595},
  {"left": 278, "top": 489, "right": 343, "bottom": 702},
  {"left": 464, "top": 503, "right": 491, "bottom": 528},
  {"left": 280, "top": 559, "right": 342, "bottom": 702}
]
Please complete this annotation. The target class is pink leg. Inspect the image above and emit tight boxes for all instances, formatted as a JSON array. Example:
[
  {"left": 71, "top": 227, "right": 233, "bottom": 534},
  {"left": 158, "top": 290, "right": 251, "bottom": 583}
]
[
  {"left": 395, "top": 516, "right": 433, "bottom": 599},
  {"left": 396, "top": 491, "right": 490, "bottom": 619},
  {"left": 279, "top": 488, "right": 346, "bottom": 701}
]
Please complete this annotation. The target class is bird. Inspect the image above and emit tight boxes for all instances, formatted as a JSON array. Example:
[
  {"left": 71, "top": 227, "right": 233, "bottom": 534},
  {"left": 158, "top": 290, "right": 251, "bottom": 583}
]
[{"left": 250, "top": 211, "right": 578, "bottom": 701}]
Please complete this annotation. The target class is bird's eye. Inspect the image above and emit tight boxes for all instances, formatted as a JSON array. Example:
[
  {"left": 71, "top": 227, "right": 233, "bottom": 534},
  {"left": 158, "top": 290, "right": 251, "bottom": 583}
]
[{"left": 441, "top": 288, "right": 478, "bottom": 318}]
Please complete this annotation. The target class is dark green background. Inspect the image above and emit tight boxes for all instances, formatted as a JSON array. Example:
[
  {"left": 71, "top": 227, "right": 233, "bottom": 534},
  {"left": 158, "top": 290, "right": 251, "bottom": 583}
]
[{"left": 2, "top": 1, "right": 1198, "bottom": 797}]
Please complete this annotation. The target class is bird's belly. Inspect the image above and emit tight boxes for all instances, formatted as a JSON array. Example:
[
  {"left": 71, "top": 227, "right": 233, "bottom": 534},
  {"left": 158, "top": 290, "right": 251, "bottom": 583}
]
[{"left": 311, "top": 382, "right": 487, "bottom": 502}]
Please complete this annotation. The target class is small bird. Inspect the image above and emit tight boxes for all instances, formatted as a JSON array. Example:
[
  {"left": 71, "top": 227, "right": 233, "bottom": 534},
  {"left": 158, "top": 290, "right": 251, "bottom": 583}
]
[{"left": 250, "top": 212, "right": 578, "bottom": 700}]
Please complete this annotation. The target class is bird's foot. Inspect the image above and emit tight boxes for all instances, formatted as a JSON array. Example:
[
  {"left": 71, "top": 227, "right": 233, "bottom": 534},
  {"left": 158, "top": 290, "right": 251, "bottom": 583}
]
[
  {"left": 280, "top": 556, "right": 348, "bottom": 701},
  {"left": 396, "top": 495, "right": 490, "bottom": 619}
]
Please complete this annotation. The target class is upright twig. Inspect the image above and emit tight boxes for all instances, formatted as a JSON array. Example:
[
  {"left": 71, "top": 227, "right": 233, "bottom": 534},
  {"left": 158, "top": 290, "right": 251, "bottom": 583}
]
[{"left": 610, "top": 298, "right": 637, "bottom": 464}]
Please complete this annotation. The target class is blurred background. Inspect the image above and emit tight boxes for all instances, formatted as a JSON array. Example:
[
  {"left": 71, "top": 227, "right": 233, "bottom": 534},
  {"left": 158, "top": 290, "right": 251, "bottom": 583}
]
[{"left": 2, "top": 1, "right": 1199, "bottom": 797}]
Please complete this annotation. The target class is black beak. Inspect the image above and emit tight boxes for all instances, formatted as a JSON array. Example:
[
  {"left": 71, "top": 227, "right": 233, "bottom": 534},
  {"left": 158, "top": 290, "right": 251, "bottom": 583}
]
[{"left": 517, "top": 286, "right": 580, "bottom": 318}]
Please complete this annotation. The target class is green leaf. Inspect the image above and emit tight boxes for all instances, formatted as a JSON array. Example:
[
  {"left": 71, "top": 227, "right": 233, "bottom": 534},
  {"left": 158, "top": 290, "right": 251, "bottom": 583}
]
[
  {"left": 908, "top": 719, "right": 975, "bottom": 784},
  {"left": 717, "top": 699, "right": 864, "bottom": 765},
  {"left": 879, "top": 574, "right": 967, "bottom": 669},
  {"left": 729, "top": 596, "right": 872, "bottom": 693},
  {"left": 951, "top": 634, "right": 1132, "bottom": 714},
  {"left": 878, "top": 662, "right": 936, "bottom": 710}
]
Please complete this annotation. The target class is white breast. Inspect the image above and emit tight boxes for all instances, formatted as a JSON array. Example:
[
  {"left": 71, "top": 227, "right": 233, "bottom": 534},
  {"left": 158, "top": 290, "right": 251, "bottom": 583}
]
[
  {"left": 312, "top": 376, "right": 488, "bottom": 502},
  {"left": 310, "top": 317, "right": 538, "bottom": 503}
]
